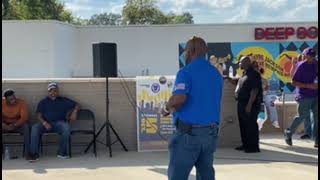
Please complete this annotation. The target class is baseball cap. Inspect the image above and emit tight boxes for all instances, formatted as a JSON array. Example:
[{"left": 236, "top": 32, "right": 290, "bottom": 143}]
[
  {"left": 302, "top": 48, "right": 316, "bottom": 57},
  {"left": 3, "top": 89, "right": 15, "bottom": 98},
  {"left": 48, "top": 82, "right": 58, "bottom": 91}
]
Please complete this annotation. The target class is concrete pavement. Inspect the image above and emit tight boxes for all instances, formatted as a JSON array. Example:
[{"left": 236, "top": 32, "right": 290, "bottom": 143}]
[{"left": 2, "top": 134, "right": 318, "bottom": 180}]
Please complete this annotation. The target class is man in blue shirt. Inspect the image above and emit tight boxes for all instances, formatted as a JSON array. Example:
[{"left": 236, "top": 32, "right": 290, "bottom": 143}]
[
  {"left": 162, "top": 36, "right": 223, "bottom": 180},
  {"left": 29, "top": 82, "right": 80, "bottom": 162}
]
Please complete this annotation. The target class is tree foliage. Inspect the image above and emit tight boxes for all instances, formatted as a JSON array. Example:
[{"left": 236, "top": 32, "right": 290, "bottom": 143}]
[
  {"left": 2, "top": 0, "right": 73, "bottom": 23},
  {"left": 122, "top": 0, "right": 193, "bottom": 25},
  {"left": 88, "top": 13, "right": 122, "bottom": 26},
  {"left": 2, "top": 0, "right": 194, "bottom": 25}
]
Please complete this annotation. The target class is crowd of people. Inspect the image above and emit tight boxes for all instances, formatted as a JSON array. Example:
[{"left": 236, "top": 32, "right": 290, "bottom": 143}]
[
  {"left": 161, "top": 37, "right": 317, "bottom": 180},
  {"left": 2, "top": 36, "right": 317, "bottom": 180}
]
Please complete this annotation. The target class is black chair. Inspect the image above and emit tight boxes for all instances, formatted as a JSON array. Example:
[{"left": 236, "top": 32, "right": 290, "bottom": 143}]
[
  {"left": 40, "top": 132, "right": 58, "bottom": 155},
  {"left": 69, "top": 109, "right": 97, "bottom": 157},
  {"left": 2, "top": 132, "right": 26, "bottom": 158},
  {"left": 40, "top": 109, "right": 96, "bottom": 157}
]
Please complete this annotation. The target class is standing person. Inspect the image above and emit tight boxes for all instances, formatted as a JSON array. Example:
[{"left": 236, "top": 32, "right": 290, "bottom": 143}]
[
  {"left": 162, "top": 36, "right": 223, "bottom": 180},
  {"left": 210, "top": 55, "right": 224, "bottom": 75},
  {"left": 256, "top": 67, "right": 280, "bottom": 131},
  {"left": 290, "top": 54, "right": 312, "bottom": 140},
  {"left": 228, "top": 56, "right": 263, "bottom": 153},
  {"left": 29, "top": 82, "right": 81, "bottom": 162},
  {"left": 284, "top": 48, "right": 318, "bottom": 148},
  {"left": 2, "top": 89, "right": 31, "bottom": 159}
]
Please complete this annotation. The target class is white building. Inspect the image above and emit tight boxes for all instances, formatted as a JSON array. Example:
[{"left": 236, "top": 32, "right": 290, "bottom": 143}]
[{"left": 2, "top": 20, "right": 318, "bottom": 78}]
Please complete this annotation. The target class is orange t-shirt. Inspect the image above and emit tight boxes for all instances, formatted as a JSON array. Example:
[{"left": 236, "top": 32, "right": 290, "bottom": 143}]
[{"left": 2, "top": 98, "right": 29, "bottom": 127}]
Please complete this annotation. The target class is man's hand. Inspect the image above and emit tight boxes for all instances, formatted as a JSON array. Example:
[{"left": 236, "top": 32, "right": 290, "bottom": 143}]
[
  {"left": 161, "top": 107, "right": 170, "bottom": 117},
  {"left": 224, "top": 76, "right": 239, "bottom": 85},
  {"left": 245, "top": 103, "right": 252, "bottom": 114},
  {"left": 69, "top": 110, "right": 78, "bottom": 122},
  {"left": 8, "top": 124, "right": 16, "bottom": 131},
  {"left": 69, "top": 104, "right": 80, "bottom": 122},
  {"left": 2, "top": 123, "right": 15, "bottom": 131},
  {"left": 307, "top": 83, "right": 318, "bottom": 90},
  {"left": 42, "top": 121, "right": 52, "bottom": 130}
]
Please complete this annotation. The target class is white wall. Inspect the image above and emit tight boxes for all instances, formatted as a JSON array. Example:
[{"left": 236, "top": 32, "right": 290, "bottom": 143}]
[
  {"left": 2, "top": 21, "right": 56, "bottom": 78},
  {"left": 2, "top": 20, "right": 318, "bottom": 78},
  {"left": 52, "top": 23, "right": 78, "bottom": 77}
]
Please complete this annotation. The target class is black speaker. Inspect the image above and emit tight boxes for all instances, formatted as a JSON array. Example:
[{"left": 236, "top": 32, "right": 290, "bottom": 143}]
[{"left": 93, "top": 43, "right": 117, "bottom": 77}]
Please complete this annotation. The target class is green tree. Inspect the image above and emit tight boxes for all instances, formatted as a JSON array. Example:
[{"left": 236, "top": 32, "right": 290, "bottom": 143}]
[
  {"left": 122, "top": 0, "right": 161, "bottom": 25},
  {"left": 168, "top": 12, "right": 194, "bottom": 24},
  {"left": 2, "top": 0, "right": 73, "bottom": 23},
  {"left": 88, "top": 13, "right": 122, "bottom": 25},
  {"left": 122, "top": 0, "right": 193, "bottom": 25},
  {"left": 72, "top": 17, "right": 89, "bottom": 26}
]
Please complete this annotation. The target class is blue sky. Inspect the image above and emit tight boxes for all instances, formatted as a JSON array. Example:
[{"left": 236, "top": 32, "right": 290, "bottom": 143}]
[{"left": 61, "top": 0, "right": 318, "bottom": 23}]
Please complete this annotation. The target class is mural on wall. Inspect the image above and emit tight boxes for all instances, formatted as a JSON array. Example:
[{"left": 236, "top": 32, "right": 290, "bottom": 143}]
[{"left": 179, "top": 41, "right": 318, "bottom": 94}]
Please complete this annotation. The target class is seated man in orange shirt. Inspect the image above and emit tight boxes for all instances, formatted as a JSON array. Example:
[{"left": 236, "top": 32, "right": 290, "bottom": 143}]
[{"left": 2, "top": 89, "right": 30, "bottom": 158}]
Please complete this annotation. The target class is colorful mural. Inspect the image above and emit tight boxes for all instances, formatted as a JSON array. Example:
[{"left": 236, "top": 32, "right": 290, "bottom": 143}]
[{"left": 179, "top": 41, "right": 318, "bottom": 94}]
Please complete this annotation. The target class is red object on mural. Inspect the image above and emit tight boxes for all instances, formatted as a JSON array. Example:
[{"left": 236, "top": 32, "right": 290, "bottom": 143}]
[{"left": 255, "top": 26, "right": 318, "bottom": 40}]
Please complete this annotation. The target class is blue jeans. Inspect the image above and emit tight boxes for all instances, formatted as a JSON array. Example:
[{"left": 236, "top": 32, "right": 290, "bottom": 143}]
[
  {"left": 304, "top": 111, "right": 313, "bottom": 137},
  {"left": 30, "top": 121, "right": 71, "bottom": 156},
  {"left": 288, "top": 98, "right": 318, "bottom": 144},
  {"left": 168, "top": 125, "right": 219, "bottom": 180}
]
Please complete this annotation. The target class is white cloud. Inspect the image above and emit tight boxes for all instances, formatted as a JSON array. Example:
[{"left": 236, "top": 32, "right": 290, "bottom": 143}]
[
  {"left": 199, "top": 0, "right": 235, "bottom": 8},
  {"left": 65, "top": 2, "right": 93, "bottom": 12},
  {"left": 62, "top": 0, "right": 318, "bottom": 23},
  {"left": 158, "top": 0, "right": 235, "bottom": 14},
  {"left": 226, "top": 3, "right": 250, "bottom": 22},
  {"left": 110, "top": 3, "right": 125, "bottom": 14},
  {"left": 224, "top": 0, "right": 317, "bottom": 23},
  {"left": 250, "top": 0, "right": 288, "bottom": 9}
]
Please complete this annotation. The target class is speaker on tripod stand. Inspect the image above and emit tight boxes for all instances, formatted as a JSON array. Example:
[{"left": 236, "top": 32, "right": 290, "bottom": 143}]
[{"left": 85, "top": 42, "right": 128, "bottom": 157}]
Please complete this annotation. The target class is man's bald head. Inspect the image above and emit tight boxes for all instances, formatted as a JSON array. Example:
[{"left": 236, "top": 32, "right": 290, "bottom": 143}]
[
  {"left": 239, "top": 56, "right": 252, "bottom": 70},
  {"left": 185, "top": 36, "right": 208, "bottom": 64}
]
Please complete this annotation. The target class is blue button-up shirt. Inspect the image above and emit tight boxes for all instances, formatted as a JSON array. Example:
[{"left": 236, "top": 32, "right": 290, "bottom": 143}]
[
  {"left": 36, "top": 96, "right": 77, "bottom": 123},
  {"left": 172, "top": 57, "right": 224, "bottom": 126}
]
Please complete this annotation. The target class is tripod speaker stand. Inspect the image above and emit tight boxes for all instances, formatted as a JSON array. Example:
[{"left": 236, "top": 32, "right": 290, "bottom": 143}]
[
  {"left": 85, "top": 77, "right": 128, "bottom": 157},
  {"left": 85, "top": 42, "right": 127, "bottom": 157}
]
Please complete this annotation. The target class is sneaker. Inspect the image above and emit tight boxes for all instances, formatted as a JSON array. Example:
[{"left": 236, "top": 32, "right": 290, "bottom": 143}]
[
  {"left": 272, "top": 121, "right": 280, "bottom": 128},
  {"left": 284, "top": 129, "right": 293, "bottom": 146},
  {"left": 57, "top": 154, "right": 70, "bottom": 159},
  {"left": 300, "top": 134, "right": 311, "bottom": 140},
  {"left": 257, "top": 119, "right": 265, "bottom": 131},
  {"left": 28, "top": 154, "right": 39, "bottom": 162},
  {"left": 235, "top": 145, "right": 245, "bottom": 151}
]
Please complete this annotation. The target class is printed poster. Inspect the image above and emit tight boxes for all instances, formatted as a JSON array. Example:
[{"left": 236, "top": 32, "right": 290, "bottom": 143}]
[{"left": 136, "top": 76, "right": 176, "bottom": 152}]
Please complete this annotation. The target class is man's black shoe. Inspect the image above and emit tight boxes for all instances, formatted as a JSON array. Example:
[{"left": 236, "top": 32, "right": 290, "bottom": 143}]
[
  {"left": 27, "top": 154, "right": 39, "bottom": 162},
  {"left": 300, "top": 134, "right": 311, "bottom": 139},
  {"left": 235, "top": 146, "right": 244, "bottom": 151},
  {"left": 244, "top": 149, "right": 261, "bottom": 153}
]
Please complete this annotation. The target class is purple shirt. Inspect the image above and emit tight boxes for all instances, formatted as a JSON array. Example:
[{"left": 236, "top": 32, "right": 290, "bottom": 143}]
[{"left": 292, "top": 60, "right": 318, "bottom": 100}]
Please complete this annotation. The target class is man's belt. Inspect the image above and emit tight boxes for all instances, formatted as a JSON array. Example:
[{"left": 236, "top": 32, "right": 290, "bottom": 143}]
[{"left": 175, "top": 119, "right": 217, "bottom": 134}]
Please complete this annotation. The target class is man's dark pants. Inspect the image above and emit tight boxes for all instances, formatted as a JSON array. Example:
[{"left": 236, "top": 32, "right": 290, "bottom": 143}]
[
  {"left": 2, "top": 123, "right": 31, "bottom": 157},
  {"left": 237, "top": 102, "right": 260, "bottom": 150}
]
